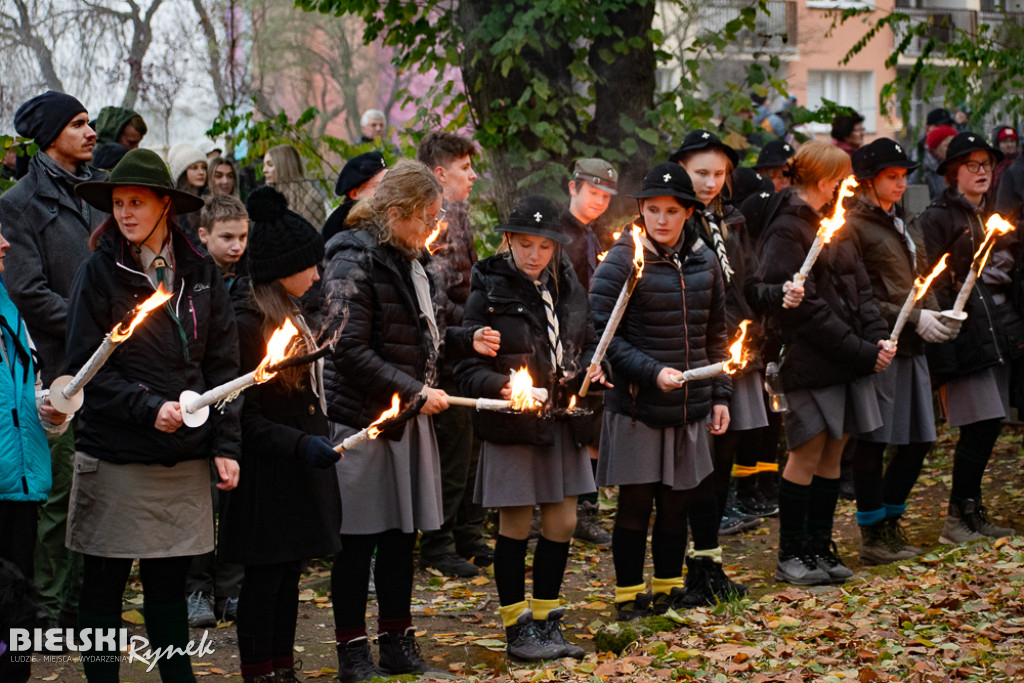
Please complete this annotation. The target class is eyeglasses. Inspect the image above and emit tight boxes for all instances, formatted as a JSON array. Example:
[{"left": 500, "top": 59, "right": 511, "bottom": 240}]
[
  {"left": 964, "top": 161, "right": 994, "bottom": 174},
  {"left": 417, "top": 207, "right": 447, "bottom": 230}
]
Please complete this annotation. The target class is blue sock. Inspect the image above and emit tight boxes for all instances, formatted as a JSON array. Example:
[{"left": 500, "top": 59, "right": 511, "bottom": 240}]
[
  {"left": 856, "top": 507, "right": 886, "bottom": 528},
  {"left": 884, "top": 502, "right": 907, "bottom": 518}
]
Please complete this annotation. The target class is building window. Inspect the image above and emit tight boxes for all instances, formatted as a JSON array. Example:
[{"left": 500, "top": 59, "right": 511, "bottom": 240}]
[
  {"left": 807, "top": 0, "right": 875, "bottom": 8},
  {"left": 805, "top": 70, "right": 877, "bottom": 133}
]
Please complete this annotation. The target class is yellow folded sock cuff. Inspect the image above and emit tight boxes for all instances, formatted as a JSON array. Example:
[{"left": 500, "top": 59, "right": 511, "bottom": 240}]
[
  {"left": 530, "top": 598, "right": 560, "bottom": 621},
  {"left": 615, "top": 583, "right": 648, "bottom": 604},
  {"left": 498, "top": 600, "right": 530, "bottom": 628},
  {"left": 732, "top": 464, "right": 759, "bottom": 477},
  {"left": 691, "top": 546, "right": 723, "bottom": 563},
  {"left": 756, "top": 461, "right": 780, "bottom": 473},
  {"left": 651, "top": 576, "right": 685, "bottom": 595}
]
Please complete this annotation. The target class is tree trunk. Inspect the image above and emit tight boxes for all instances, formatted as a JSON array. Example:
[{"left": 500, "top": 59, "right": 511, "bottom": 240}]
[
  {"left": 121, "top": 0, "right": 164, "bottom": 110},
  {"left": 12, "top": 0, "right": 64, "bottom": 91}
]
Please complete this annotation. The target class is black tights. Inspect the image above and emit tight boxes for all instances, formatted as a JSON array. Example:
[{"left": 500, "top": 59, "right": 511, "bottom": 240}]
[
  {"left": 712, "top": 428, "right": 764, "bottom": 517},
  {"left": 613, "top": 477, "right": 718, "bottom": 585},
  {"left": 951, "top": 417, "right": 1004, "bottom": 504},
  {"left": 330, "top": 530, "right": 416, "bottom": 639},
  {"left": 80, "top": 554, "right": 191, "bottom": 616},
  {"left": 237, "top": 561, "right": 301, "bottom": 665},
  {"left": 853, "top": 441, "right": 932, "bottom": 513}
]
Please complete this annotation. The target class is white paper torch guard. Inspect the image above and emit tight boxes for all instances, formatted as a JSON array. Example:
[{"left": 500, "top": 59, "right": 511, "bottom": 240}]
[
  {"left": 47, "top": 375, "right": 84, "bottom": 414},
  {"left": 178, "top": 390, "right": 211, "bottom": 428}
]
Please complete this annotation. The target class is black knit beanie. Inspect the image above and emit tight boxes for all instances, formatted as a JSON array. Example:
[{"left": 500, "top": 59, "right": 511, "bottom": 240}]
[
  {"left": 245, "top": 186, "right": 325, "bottom": 284},
  {"left": 14, "top": 91, "right": 87, "bottom": 151}
]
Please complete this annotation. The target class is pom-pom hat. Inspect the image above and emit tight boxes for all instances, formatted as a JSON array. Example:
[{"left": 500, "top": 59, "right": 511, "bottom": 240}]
[
  {"left": 245, "top": 186, "right": 325, "bottom": 284},
  {"left": 631, "top": 162, "right": 704, "bottom": 210},
  {"left": 495, "top": 195, "right": 570, "bottom": 244},
  {"left": 76, "top": 148, "right": 205, "bottom": 214}
]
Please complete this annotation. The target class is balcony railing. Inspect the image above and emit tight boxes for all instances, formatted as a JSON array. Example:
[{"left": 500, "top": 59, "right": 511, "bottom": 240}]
[
  {"left": 697, "top": 0, "right": 797, "bottom": 53},
  {"left": 893, "top": 7, "right": 1024, "bottom": 58}
]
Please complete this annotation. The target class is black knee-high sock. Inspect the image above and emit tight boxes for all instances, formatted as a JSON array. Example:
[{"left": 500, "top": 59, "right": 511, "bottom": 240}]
[
  {"left": 650, "top": 530, "right": 687, "bottom": 579},
  {"left": 806, "top": 475, "right": 841, "bottom": 542},
  {"left": 712, "top": 431, "right": 740, "bottom": 519},
  {"left": 611, "top": 526, "right": 647, "bottom": 588},
  {"left": 578, "top": 459, "right": 599, "bottom": 505},
  {"left": 532, "top": 536, "right": 570, "bottom": 600},
  {"left": 853, "top": 440, "right": 886, "bottom": 513},
  {"left": 494, "top": 535, "right": 528, "bottom": 606},
  {"left": 777, "top": 478, "right": 811, "bottom": 554},
  {"left": 951, "top": 418, "right": 1003, "bottom": 504},
  {"left": 883, "top": 442, "right": 931, "bottom": 509}
]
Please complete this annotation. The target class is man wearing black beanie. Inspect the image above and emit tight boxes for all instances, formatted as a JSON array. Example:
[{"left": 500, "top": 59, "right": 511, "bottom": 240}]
[{"left": 0, "top": 90, "right": 107, "bottom": 631}]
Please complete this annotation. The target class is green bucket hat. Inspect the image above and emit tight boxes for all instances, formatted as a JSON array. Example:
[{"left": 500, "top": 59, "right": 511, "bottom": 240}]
[{"left": 76, "top": 148, "right": 206, "bottom": 215}]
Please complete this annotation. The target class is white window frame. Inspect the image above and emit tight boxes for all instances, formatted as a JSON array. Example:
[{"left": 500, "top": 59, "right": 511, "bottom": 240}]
[{"left": 804, "top": 70, "right": 877, "bottom": 134}]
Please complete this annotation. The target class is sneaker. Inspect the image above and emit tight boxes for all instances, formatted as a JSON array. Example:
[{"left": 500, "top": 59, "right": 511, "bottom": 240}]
[
  {"left": 505, "top": 609, "right": 564, "bottom": 662},
  {"left": 336, "top": 636, "right": 384, "bottom": 683},
  {"left": 378, "top": 626, "right": 437, "bottom": 675},
  {"left": 420, "top": 552, "right": 479, "bottom": 578},
  {"left": 187, "top": 591, "right": 216, "bottom": 628},
  {"left": 678, "top": 556, "right": 748, "bottom": 607},
  {"left": 615, "top": 590, "right": 653, "bottom": 622},
  {"left": 963, "top": 499, "right": 1013, "bottom": 539},
  {"left": 573, "top": 501, "right": 612, "bottom": 545},
  {"left": 214, "top": 596, "right": 238, "bottom": 623},
  {"left": 536, "top": 607, "right": 585, "bottom": 659},
  {"left": 939, "top": 500, "right": 986, "bottom": 545},
  {"left": 808, "top": 539, "right": 854, "bottom": 584},
  {"left": 719, "top": 507, "right": 760, "bottom": 536},
  {"left": 859, "top": 521, "right": 918, "bottom": 566},
  {"left": 736, "top": 476, "right": 779, "bottom": 517},
  {"left": 775, "top": 552, "right": 832, "bottom": 586}
]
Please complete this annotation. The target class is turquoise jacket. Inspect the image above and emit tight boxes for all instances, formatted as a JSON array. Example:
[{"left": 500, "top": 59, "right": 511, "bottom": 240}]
[{"left": 0, "top": 278, "right": 51, "bottom": 503}]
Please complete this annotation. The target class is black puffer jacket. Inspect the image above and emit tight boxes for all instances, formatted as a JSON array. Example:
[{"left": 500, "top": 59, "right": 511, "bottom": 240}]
[
  {"left": 589, "top": 218, "right": 731, "bottom": 428},
  {"left": 916, "top": 189, "right": 1021, "bottom": 382},
  {"left": 757, "top": 193, "right": 888, "bottom": 392},
  {"left": 64, "top": 227, "right": 241, "bottom": 465},
  {"left": 320, "top": 225, "right": 477, "bottom": 431},
  {"left": 847, "top": 197, "right": 939, "bottom": 358},
  {"left": 219, "top": 293, "right": 341, "bottom": 566},
  {"left": 455, "top": 252, "right": 602, "bottom": 443}
]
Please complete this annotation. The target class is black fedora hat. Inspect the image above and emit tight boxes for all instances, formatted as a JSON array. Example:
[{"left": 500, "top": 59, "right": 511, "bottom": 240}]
[
  {"left": 851, "top": 138, "right": 919, "bottom": 181},
  {"left": 630, "top": 162, "right": 705, "bottom": 210},
  {"left": 937, "top": 132, "right": 1003, "bottom": 175},
  {"left": 496, "top": 194, "right": 570, "bottom": 244},
  {"left": 668, "top": 129, "right": 740, "bottom": 167},
  {"left": 755, "top": 139, "right": 794, "bottom": 169},
  {"left": 76, "top": 148, "right": 206, "bottom": 214}
]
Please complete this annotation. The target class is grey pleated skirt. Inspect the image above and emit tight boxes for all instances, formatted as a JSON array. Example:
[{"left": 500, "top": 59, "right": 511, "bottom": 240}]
[
  {"left": 728, "top": 371, "right": 769, "bottom": 431},
  {"left": 782, "top": 375, "right": 883, "bottom": 450},
  {"left": 855, "top": 354, "right": 936, "bottom": 444},
  {"left": 940, "top": 364, "right": 1011, "bottom": 427},
  {"left": 474, "top": 422, "right": 595, "bottom": 508},
  {"left": 597, "top": 411, "right": 713, "bottom": 492},
  {"left": 66, "top": 453, "right": 212, "bottom": 558},
  {"left": 330, "top": 414, "right": 443, "bottom": 535}
]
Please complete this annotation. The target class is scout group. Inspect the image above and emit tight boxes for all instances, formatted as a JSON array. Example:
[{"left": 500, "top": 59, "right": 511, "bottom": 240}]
[{"left": 1, "top": 91, "right": 1020, "bottom": 683}]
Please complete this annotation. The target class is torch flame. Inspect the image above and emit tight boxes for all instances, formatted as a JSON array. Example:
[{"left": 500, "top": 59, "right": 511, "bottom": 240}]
[
  {"left": 425, "top": 220, "right": 446, "bottom": 254},
  {"left": 914, "top": 253, "right": 948, "bottom": 302},
  {"left": 110, "top": 284, "right": 174, "bottom": 342},
  {"left": 721, "top": 320, "right": 751, "bottom": 374},
  {"left": 568, "top": 395, "right": 577, "bottom": 411},
  {"left": 597, "top": 250, "right": 608, "bottom": 262},
  {"left": 509, "top": 367, "right": 542, "bottom": 412},
  {"left": 367, "top": 393, "right": 402, "bottom": 439},
  {"left": 817, "top": 176, "right": 859, "bottom": 244},
  {"left": 253, "top": 320, "right": 300, "bottom": 382},
  {"left": 630, "top": 224, "right": 646, "bottom": 278},
  {"left": 971, "top": 214, "right": 1015, "bottom": 269}
]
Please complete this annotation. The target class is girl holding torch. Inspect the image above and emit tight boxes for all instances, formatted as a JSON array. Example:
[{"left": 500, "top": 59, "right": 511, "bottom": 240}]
[
  {"left": 591, "top": 163, "right": 744, "bottom": 620},
  {"left": 320, "top": 159, "right": 499, "bottom": 683},
  {"left": 65, "top": 148, "right": 241, "bottom": 681},
  {"left": 757, "top": 141, "right": 894, "bottom": 586},
  {"left": 218, "top": 186, "right": 342, "bottom": 683},
  {"left": 915, "top": 132, "right": 1016, "bottom": 544},
  {"left": 846, "top": 139, "right": 957, "bottom": 565},
  {"left": 455, "top": 195, "right": 607, "bottom": 662}
]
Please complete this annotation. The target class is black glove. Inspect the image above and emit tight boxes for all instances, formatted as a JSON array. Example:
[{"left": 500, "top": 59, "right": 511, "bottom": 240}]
[{"left": 302, "top": 436, "right": 340, "bottom": 469}]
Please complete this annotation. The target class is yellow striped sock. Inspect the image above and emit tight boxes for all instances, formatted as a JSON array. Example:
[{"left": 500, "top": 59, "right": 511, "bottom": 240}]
[
  {"left": 498, "top": 600, "right": 529, "bottom": 628},
  {"left": 614, "top": 583, "right": 648, "bottom": 604},
  {"left": 530, "top": 598, "right": 560, "bottom": 621},
  {"left": 732, "top": 464, "right": 759, "bottom": 477},
  {"left": 756, "top": 461, "right": 780, "bottom": 473},
  {"left": 651, "top": 576, "right": 684, "bottom": 595},
  {"left": 691, "top": 546, "right": 723, "bottom": 563}
]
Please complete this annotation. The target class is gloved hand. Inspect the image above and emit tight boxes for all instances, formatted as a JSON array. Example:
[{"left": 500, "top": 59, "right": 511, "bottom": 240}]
[
  {"left": 915, "top": 309, "right": 954, "bottom": 343},
  {"left": 302, "top": 436, "right": 341, "bottom": 469},
  {"left": 942, "top": 313, "right": 964, "bottom": 339}
]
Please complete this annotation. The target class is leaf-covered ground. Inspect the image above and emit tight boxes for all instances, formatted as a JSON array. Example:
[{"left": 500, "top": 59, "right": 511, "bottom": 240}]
[{"left": 30, "top": 428, "right": 1024, "bottom": 681}]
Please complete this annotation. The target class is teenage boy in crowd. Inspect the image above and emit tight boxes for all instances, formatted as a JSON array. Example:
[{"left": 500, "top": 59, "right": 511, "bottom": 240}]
[
  {"left": 0, "top": 91, "right": 107, "bottom": 632},
  {"left": 198, "top": 194, "right": 250, "bottom": 294},
  {"left": 560, "top": 158, "right": 617, "bottom": 545},
  {"left": 416, "top": 131, "right": 489, "bottom": 578}
]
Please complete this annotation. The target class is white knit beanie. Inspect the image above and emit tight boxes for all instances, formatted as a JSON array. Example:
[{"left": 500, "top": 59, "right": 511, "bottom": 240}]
[{"left": 167, "top": 143, "right": 207, "bottom": 185}]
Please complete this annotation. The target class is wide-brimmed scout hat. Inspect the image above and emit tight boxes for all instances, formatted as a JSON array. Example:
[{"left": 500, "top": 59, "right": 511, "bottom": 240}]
[
  {"left": 572, "top": 158, "right": 618, "bottom": 195},
  {"left": 668, "top": 129, "right": 740, "bottom": 168},
  {"left": 76, "top": 148, "right": 206, "bottom": 214},
  {"left": 851, "top": 138, "right": 919, "bottom": 181},
  {"left": 495, "top": 194, "right": 570, "bottom": 244},
  {"left": 937, "top": 132, "right": 1003, "bottom": 175},
  {"left": 630, "top": 162, "right": 704, "bottom": 210},
  {"left": 755, "top": 139, "right": 794, "bottom": 169}
]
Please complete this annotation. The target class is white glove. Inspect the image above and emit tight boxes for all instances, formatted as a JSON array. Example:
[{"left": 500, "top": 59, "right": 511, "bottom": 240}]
[
  {"left": 915, "top": 309, "right": 954, "bottom": 343},
  {"left": 942, "top": 313, "right": 964, "bottom": 339}
]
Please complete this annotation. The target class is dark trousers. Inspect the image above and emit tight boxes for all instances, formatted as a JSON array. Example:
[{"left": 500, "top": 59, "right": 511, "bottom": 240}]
[
  {"left": 419, "top": 382, "right": 485, "bottom": 558},
  {"left": 237, "top": 561, "right": 302, "bottom": 665},
  {"left": 186, "top": 461, "right": 243, "bottom": 598},
  {"left": 34, "top": 425, "right": 82, "bottom": 621},
  {"left": 0, "top": 500, "right": 39, "bottom": 580}
]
